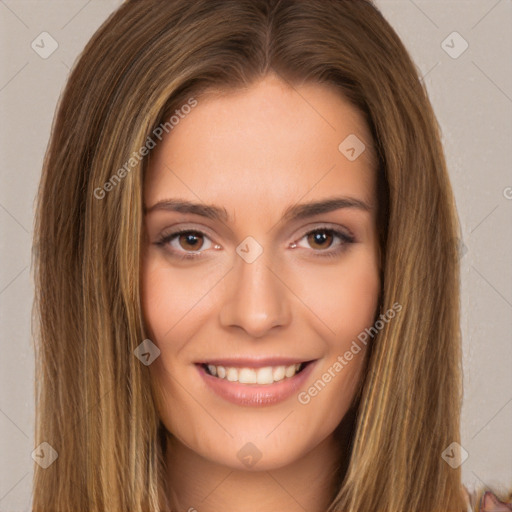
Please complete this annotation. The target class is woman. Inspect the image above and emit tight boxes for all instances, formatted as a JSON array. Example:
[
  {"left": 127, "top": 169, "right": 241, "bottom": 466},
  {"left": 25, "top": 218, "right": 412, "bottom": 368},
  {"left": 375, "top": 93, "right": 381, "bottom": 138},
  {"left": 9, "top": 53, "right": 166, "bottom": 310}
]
[{"left": 31, "top": 0, "right": 511, "bottom": 510}]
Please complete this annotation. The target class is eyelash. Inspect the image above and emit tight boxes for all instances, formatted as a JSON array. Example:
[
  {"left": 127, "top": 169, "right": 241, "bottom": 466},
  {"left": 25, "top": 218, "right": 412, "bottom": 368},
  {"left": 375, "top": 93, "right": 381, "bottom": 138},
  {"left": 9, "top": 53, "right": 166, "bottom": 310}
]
[{"left": 155, "top": 226, "right": 355, "bottom": 261}]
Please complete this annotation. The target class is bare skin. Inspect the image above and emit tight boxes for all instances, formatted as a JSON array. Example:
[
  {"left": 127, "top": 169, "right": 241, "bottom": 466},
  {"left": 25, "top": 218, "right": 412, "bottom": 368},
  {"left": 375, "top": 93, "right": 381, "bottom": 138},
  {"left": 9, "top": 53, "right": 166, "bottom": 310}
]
[{"left": 141, "top": 72, "right": 381, "bottom": 512}]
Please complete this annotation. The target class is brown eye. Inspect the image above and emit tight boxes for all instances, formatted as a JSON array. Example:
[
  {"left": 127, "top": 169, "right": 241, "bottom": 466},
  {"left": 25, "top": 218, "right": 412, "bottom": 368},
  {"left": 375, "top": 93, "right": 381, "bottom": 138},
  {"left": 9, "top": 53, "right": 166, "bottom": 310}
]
[
  {"left": 293, "top": 227, "right": 355, "bottom": 259},
  {"left": 155, "top": 229, "right": 215, "bottom": 258},
  {"left": 307, "top": 230, "right": 334, "bottom": 250},
  {"left": 178, "top": 232, "right": 204, "bottom": 251}
]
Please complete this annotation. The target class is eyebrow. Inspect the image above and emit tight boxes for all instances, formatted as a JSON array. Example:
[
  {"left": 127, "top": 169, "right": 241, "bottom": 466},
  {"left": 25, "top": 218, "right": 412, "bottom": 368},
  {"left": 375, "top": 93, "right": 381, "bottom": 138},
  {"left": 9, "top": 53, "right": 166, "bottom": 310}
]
[{"left": 144, "top": 196, "right": 373, "bottom": 222}]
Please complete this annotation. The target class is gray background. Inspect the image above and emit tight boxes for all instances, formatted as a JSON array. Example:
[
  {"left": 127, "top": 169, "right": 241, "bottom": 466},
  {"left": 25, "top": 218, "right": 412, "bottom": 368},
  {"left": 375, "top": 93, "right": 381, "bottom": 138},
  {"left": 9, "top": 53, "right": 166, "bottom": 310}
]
[{"left": 0, "top": 0, "right": 511, "bottom": 510}]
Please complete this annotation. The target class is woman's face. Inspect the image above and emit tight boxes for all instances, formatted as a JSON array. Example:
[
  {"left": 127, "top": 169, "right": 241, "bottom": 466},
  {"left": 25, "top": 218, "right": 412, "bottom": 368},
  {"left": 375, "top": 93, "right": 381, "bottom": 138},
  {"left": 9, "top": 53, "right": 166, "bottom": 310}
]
[{"left": 141, "top": 73, "right": 380, "bottom": 471}]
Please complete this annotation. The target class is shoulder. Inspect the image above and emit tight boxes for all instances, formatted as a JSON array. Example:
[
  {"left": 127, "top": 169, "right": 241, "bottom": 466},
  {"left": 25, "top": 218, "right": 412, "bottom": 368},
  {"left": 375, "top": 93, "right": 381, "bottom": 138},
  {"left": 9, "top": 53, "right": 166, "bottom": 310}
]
[{"left": 462, "top": 484, "right": 512, "bottom": 512}]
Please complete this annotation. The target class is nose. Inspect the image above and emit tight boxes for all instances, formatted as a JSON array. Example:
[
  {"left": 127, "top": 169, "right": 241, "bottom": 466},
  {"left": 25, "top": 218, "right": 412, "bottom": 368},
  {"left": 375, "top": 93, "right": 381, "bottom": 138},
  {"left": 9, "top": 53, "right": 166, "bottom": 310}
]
[{"left": 218, "top": 250, "right": 292, "bottom": 338}]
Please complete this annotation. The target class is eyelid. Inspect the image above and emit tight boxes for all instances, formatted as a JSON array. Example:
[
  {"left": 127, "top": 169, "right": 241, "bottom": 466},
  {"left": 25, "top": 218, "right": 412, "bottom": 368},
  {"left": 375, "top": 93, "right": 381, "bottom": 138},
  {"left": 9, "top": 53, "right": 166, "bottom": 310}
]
[
  {"left": 294, "top": 222, "right": 355, "bottom": 242},
  {"left": 157, "top": 222, "right": 217, "bottom": 242}
]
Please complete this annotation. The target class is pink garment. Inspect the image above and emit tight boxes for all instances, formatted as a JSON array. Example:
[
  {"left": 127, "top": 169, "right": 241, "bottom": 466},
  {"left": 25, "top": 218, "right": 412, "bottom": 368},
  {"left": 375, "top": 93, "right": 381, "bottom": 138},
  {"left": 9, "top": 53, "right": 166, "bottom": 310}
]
[
  {"left": 480, "top": 491, "right": 512, "bottom": 512},
  {"left": 463, "top": 486, "right": 512, "bottom": 512}
]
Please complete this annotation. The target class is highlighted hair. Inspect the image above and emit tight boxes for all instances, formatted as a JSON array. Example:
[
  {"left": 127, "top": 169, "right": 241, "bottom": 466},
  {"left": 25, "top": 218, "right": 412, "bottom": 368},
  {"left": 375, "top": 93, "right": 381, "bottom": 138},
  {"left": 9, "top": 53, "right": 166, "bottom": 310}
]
[{"left": 32, "top": 0, "right": 471, "bottom": 510}]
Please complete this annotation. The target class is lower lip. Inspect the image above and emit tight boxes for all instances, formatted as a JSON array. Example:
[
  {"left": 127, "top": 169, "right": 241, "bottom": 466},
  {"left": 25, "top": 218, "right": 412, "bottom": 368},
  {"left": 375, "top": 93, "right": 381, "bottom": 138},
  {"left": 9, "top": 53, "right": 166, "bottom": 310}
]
[{"left": 195, "top": 361, "right": 317, "bottom": 407}]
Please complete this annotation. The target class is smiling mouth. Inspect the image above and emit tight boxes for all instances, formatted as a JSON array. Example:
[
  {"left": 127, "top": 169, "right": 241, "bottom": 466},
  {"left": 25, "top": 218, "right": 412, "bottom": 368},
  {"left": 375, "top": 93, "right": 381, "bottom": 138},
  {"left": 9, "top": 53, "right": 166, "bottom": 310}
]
[{"left": 200, "top": 361, "right": 312, "bottom": 385}]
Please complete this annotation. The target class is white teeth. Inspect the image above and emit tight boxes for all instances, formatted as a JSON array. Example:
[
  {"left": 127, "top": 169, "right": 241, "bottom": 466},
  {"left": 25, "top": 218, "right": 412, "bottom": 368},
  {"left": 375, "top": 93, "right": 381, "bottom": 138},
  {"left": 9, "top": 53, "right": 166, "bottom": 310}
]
[
  {"left": 205, "top": 363, "right": 303, "bottom": 384},
  {"left": 226, "top": 367, "right": 238, "bottom": 382},
  {"left": 285, "top": 364, "right": 297, "bottom": 377},
  {"left": 256, "top": 367, "right": 273, "bottom": 384},
  {"left": 272, "top": 365, "right": 286, "bottom": 381},
  {"left": 239, "top": 368, "right": 257, "bottom": 384}
]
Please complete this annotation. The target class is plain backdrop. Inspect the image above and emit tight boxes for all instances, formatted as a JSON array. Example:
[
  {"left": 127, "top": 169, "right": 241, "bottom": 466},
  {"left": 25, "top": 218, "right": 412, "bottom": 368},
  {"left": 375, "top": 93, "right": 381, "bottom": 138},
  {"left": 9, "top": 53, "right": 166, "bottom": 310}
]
[{"left": 0, "top": 1, "right": 511, "bottom": 510}]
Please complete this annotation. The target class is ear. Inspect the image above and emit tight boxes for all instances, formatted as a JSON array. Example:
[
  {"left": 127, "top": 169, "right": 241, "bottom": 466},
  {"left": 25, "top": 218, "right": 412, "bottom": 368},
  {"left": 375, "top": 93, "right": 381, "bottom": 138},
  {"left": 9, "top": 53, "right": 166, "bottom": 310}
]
[{"left": 481, "top": 491, "right": 512, "bottom": 512}]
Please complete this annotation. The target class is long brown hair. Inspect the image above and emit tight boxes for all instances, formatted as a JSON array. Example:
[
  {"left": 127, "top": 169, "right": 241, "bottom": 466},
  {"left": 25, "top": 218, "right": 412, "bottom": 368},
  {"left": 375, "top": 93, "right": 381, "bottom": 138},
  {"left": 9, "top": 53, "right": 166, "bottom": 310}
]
[{"left": 32, "top": 1, "right": 467, "bottom": 510}]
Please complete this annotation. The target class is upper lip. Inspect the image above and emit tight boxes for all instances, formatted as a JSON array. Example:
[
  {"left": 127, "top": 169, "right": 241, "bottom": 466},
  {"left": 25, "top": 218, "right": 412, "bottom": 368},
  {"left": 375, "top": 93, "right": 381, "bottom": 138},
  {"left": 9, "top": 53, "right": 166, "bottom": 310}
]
[{"left": 195, "top": 357, "right": 316, "bottom": 368}]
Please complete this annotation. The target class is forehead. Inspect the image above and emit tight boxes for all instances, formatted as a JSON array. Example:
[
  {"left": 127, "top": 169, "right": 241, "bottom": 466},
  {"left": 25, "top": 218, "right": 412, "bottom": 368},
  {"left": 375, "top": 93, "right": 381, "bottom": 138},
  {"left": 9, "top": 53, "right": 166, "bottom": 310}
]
[{"left": 144, "top": 75, "right": 376, "bottom": 217}]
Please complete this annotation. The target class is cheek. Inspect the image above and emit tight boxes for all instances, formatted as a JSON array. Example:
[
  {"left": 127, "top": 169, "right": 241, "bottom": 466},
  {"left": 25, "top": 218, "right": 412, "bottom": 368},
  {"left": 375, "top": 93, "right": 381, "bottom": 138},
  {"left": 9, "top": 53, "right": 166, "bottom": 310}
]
[
  {"left": 140, "top": 254, "right": 222, "bottom": 344},
  {"left": 140, "top": 258, "right": 206, "bottom": 432},
  {"left": 292, "top": 249, "right": 381, "bottom": 343}
]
